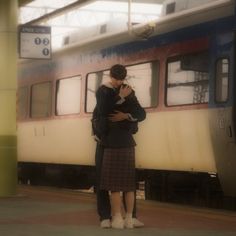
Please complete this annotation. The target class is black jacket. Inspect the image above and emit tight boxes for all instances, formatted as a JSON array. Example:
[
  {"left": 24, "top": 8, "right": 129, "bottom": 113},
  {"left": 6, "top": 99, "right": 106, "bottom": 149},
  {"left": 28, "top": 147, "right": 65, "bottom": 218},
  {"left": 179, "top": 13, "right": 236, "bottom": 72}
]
[{"left": 92, "top": 84, "right": 146, "bottom": 148}]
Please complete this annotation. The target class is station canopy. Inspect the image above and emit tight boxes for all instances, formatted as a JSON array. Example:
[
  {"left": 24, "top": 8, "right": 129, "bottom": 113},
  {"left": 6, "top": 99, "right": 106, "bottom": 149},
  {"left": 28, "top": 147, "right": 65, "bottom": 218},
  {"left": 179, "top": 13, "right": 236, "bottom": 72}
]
[
  {"left": 19, "top": 0, "right": 164, "bottom": 49},
  {"left": 19, "top": 0, "right": 222, "bottom": 50}
]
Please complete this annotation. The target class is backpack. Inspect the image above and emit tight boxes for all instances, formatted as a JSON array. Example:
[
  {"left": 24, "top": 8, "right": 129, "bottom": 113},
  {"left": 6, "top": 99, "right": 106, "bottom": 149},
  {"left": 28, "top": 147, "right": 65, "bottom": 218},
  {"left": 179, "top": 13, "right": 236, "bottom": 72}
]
[{"left": 91, "top": 106, "right": 107, "bottom": 141}]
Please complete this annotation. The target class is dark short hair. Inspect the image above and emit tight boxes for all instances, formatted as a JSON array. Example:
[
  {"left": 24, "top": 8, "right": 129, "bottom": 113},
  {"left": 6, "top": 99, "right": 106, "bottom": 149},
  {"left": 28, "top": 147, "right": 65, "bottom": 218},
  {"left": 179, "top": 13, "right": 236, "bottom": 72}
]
[{"left": 110, "top": 64, "right": 127, "bottom": 80}]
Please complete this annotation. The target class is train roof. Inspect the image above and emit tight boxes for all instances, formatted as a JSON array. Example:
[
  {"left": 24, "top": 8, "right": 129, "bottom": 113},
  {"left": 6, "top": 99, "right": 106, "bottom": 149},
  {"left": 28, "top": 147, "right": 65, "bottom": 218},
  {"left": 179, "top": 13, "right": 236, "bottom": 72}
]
[
  {"left": 18, "top": 0, "right": 234, "bottom": 64},
  {"left": 58, "top": 0, "right": 233, "bottom": 52}
]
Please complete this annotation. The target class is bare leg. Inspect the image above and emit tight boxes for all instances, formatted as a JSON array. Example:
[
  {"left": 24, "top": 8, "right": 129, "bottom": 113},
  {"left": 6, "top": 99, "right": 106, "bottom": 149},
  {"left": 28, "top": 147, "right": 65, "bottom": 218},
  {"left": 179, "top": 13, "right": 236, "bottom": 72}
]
[
  {"left": 124, "top": 191, "right": 134, "bottom": 228},
  {"left": 125, "top": 191, "right": 134, "bottom": 214},
  {"left": 122, "top": 190, "right": 137, "bottom": 218},
  {"left": 111, "top": 192, "right": 124, "bottom": 229},
  {"left": 111, "top": 192, "right": 121, "bottom": 215}
]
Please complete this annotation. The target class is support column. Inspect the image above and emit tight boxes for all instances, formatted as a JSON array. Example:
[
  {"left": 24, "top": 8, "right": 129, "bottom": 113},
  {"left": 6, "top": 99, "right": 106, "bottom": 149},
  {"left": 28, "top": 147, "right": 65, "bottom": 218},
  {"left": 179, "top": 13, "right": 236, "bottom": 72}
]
[{"left": 0, "top": 0, "right": 18, "bottom": 196}]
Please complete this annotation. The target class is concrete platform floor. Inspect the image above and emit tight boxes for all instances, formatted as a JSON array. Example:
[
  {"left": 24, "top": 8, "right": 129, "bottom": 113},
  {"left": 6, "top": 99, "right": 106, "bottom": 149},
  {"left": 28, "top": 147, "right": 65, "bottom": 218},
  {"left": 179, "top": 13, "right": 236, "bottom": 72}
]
[{"left": 0, "top": 185, "right": 236, "bottom": 236}]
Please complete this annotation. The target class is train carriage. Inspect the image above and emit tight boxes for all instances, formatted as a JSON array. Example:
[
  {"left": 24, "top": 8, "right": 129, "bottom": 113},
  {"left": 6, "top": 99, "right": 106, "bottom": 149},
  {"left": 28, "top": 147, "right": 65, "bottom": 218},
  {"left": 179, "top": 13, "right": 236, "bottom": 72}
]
[{"left": 17, "top": 0, "right": 236, "bottom": 205}]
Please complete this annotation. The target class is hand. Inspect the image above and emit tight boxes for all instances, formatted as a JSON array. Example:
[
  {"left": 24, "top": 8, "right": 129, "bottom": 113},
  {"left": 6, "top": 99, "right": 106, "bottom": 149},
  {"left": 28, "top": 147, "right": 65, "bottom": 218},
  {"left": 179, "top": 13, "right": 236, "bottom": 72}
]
[
  {"left": 108, "top": 111, "right": 128, "bottom": 122},
  {"left": 119, "top": 85, "right": 132, "bottom": 98}
]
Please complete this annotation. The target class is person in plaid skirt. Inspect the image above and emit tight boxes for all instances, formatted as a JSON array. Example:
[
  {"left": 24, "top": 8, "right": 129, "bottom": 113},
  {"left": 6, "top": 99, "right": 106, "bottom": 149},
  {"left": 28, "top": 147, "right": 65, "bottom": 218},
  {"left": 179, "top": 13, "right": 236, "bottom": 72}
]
[{"left": 93, "top": 64, "right": 146, "bottom": 229}]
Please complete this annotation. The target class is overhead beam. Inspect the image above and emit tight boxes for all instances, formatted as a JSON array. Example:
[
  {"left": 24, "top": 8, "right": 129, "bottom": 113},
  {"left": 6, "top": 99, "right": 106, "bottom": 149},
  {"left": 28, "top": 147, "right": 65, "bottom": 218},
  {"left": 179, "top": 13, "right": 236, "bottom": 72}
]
[
  {"left": 23, "top": 0, "right": 95, "bottom": 25},
  {"left": 21, "top": 0, "right": 164, "bottom": 25},
  {"left": 18, "top": 0, "right": 34, "bottom": 7},
  {"left": 103, "top": 0, "right": 165, "bottom": 3},
  {"left": 18, "top": 0, "right": 165, "bottom": 8}
]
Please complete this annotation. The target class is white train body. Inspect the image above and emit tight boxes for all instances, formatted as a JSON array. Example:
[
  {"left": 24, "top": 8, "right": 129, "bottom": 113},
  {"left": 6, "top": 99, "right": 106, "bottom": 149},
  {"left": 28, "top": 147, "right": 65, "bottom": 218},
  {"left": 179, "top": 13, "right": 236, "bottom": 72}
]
[{"left": 17, "top": 0, "right": 236, "bottom": 198}]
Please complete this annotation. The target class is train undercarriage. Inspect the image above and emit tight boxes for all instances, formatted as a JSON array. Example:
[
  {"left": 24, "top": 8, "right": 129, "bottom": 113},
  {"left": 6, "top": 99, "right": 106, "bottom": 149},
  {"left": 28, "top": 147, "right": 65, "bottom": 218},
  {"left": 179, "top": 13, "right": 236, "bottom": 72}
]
[{"left": 18, "top": 162, "right": 236, "bottom": 211}]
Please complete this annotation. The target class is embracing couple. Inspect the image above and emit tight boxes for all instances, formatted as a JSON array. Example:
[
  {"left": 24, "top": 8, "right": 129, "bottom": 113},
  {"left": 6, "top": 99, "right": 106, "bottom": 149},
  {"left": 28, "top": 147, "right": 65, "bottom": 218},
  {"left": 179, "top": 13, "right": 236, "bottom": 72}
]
[{"left": 92, "top": 64, "right": 146, "bottom": 229}]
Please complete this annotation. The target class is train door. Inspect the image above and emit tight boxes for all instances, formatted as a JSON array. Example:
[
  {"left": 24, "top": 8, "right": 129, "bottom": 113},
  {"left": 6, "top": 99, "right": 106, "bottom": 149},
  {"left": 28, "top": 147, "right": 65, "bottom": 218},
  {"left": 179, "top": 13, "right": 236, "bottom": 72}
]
[{"left": 209, "top": 31, "right": 236, "bottom": 196}]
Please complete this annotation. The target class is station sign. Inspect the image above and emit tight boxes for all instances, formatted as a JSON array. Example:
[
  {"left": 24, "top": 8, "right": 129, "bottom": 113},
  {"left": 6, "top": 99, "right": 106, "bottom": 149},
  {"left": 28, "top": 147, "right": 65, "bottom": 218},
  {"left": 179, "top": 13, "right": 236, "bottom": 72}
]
[{"left": 19, "top": 25, "right": 51, "bottom": 59}]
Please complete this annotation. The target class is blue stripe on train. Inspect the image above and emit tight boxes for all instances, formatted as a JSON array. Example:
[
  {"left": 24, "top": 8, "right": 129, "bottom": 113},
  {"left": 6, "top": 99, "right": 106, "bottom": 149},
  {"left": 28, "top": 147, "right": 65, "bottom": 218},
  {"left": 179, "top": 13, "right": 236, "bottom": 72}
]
[
  {"left": 101, "top": 15, "right": 235, "bottom": 57},
  {"left": 101, "top": 15, "right": 236, "bottom": 109}
]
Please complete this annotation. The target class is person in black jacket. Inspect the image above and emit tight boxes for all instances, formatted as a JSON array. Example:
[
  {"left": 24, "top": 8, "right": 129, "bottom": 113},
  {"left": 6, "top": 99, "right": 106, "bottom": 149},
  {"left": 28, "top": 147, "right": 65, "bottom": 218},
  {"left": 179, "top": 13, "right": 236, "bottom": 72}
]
[{"left": 93, "top": 64, "right": 146, "bottom": 229}]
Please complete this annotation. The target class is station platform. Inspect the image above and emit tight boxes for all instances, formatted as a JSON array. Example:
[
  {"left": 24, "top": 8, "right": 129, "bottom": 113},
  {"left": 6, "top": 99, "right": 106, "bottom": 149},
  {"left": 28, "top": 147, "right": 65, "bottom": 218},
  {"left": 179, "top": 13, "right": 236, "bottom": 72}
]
[{"left": 0, "top": 185, "right": 236, "bottom": 236}]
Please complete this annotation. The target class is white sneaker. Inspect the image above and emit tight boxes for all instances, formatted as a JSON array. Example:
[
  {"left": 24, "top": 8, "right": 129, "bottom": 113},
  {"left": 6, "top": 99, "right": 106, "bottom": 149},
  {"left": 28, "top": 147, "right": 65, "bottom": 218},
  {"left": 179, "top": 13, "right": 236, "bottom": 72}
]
[
  {"left": 100, "top": 219, "right": 111, "bottom": 228},
  {"left": 111, "top": 216, "right": 124, "bottom": 229},
  {"left": 133, "top": 218, "right": 144, "bottom": 228},
  {"left": 124, "top": 217, "right": 134, "bottom": 229}
]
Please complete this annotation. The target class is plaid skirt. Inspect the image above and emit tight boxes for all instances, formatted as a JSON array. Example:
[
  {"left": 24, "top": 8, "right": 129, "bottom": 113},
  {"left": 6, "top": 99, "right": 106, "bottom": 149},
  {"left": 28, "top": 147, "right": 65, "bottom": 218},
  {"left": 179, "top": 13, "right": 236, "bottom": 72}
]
[{"left": 100, "top": 147, "right": 135, "bottom": 192}]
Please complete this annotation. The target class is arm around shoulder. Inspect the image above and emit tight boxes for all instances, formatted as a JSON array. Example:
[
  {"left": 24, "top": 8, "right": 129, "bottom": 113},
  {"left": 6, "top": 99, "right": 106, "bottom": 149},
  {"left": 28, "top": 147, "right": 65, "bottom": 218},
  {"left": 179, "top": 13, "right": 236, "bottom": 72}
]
[{"left": 129, "top": 95, "right": 146, "bottom": 122}]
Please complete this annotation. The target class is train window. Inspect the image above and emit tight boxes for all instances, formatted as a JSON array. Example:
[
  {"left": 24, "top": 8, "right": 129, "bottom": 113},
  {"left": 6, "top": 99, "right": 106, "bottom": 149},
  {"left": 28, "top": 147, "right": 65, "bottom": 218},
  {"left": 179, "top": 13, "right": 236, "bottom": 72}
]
[
  {"left": 18, "top": 87, "right": 28, "bottom": 119},
  {"left": 30, "top": 82, "right": 52, "bottom": 118},
  {"left": 56, "top": 76, "right": 82, "bottom": 115},
  {"left": 86, "top": 62, "right": 158, "bottom": 112},
  {"left": 86, "top": 71, "right": 110, "bottom": 113},
  {"left": 126, "top": 62, "right": 158, "bottom": 108},
  {"left": 215, "top": 58, "right": 229, "bottom": 103},
  {"left": 167, "top": 51, "right": 209, "bottom": 106},
  {"left": 166, "top": 2, "right": 176, "bottom": 15}
]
